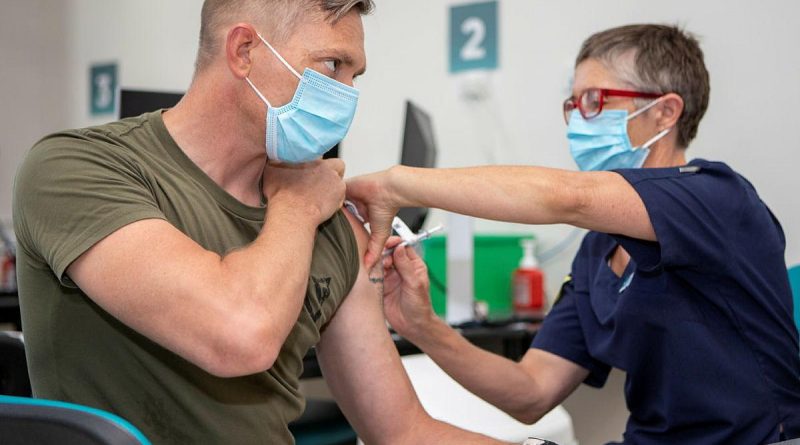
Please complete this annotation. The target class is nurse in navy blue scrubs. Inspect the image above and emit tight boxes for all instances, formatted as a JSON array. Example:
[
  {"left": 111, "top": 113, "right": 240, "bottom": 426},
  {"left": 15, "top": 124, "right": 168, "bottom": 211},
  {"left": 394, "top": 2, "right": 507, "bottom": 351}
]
[{"left": 347, "top": 24, "right": 800, "bottom": 444}]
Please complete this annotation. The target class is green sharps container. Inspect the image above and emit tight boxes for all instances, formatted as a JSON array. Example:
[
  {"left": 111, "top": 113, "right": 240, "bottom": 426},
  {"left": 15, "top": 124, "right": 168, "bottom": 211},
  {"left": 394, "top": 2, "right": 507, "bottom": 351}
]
[{"left": 421, "top": 234, "right": 535, "bottom": 319}]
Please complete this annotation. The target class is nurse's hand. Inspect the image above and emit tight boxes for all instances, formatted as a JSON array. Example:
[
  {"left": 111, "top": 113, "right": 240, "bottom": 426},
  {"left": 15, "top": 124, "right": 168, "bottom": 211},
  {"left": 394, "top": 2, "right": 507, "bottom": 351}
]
[
  {"left": 383, "top": 238, "right": 437, "bottom": 340},
  {"left": 346, "top": 169, "right": 399, "bottom": 269}
]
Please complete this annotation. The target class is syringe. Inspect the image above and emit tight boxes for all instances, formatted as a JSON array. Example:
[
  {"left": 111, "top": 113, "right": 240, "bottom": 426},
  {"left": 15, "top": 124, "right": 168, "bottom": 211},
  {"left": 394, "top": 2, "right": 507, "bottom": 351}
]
[{"left": 382, "top": 225, "right": 444, "bottom": 257}]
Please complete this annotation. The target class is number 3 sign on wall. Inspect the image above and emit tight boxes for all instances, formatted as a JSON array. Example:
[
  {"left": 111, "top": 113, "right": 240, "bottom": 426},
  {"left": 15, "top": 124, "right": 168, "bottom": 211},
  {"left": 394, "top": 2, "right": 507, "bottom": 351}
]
[
  {"left": 90, "top": 62, "right": 118, "bottom": 116},
  {"left": 450, "top": 1, "right": 498, "bottom": 73}
]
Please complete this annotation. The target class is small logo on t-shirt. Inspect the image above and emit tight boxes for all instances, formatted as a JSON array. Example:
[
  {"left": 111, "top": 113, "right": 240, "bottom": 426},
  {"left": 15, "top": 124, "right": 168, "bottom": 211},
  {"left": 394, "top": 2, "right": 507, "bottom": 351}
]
[{"left": 305, "top": 276, "right": 332, "bottom": 322}]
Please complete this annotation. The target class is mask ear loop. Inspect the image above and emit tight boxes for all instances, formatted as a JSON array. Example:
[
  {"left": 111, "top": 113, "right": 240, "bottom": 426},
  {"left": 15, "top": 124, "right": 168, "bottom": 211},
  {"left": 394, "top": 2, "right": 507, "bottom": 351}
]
[
  {"left": 627, "top": 96, "right": 663, "bottom": 120},
  {"left": 627, "top": 96, "right": 672, "bottom": 150},
  {"left": 639, "top": 128, "right": 672, "bottom": 150},
  {"left": 256, "top": 32, "right": 302, "bottom": 80},
  {"left": 244, "top": 31, "right": 304, "bottom": 107},
  {"left": 245, "top": 77, "right": 272, "bottom": 107}
]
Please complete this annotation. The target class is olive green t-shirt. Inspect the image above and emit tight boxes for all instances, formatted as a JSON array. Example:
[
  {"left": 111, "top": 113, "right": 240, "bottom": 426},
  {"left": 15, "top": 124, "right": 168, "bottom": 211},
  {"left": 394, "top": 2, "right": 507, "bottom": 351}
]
[{"left": 12, "top": 111, "right": 359, "bottom": 444}]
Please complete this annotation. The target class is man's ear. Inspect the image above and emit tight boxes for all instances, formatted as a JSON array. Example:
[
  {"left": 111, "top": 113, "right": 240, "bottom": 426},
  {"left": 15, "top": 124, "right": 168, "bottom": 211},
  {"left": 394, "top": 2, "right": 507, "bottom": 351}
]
[
  {"left": 226, "top": 23, "right": 260, "bottom": 79},
  {"left": 656, "top": 92, "right": 684, "bottom": 131}
]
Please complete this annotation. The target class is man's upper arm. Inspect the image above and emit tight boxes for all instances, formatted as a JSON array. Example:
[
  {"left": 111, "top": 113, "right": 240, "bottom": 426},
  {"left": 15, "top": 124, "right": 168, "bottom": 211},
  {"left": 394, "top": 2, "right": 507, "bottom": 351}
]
[
  {"left": 13, "top": 134, "right": 165, "bottom": 282},
  {"left": 16, "top": 136, "right": 244, "bottom": 375},
  {"left": 17, "top": 135, "right": 280, "bottom": 377},
  {"left": 316, "top": 212, "right": 429, "bottom": 444}
]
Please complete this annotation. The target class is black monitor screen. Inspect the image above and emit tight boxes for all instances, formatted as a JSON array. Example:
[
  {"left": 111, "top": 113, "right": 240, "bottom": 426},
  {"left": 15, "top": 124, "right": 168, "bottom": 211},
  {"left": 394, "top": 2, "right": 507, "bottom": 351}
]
[
  {"left": 397, "top": 101, "right": 437, "bottom": 233},
  {"left": 120, "top": 89, "right": 183, "bottom": 119}
]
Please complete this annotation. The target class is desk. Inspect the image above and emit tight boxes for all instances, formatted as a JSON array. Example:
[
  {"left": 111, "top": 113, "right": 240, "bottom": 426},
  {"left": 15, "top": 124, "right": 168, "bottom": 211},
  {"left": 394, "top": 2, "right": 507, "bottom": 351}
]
[{"left": 301, "top": 321, "right": 539, "bottom": 379}]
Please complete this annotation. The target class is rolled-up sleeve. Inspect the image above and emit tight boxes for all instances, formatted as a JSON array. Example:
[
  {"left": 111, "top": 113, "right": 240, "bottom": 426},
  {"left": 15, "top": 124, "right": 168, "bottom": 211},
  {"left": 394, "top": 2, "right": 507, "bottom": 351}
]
[{"left": 532, "top": 278, "right": 612, "bottom": 388}]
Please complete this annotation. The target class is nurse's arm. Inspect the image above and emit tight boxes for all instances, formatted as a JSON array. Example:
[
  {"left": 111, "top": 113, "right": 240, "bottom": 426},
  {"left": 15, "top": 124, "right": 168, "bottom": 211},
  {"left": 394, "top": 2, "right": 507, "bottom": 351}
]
[
  {"left": 384, "top": 245, "right": 588, "bottom": 424},
  {"left": 346, "top": 165, "right": 654, "bottom": 266},
  {"left": 409, "top": 317, "right": 589, "bottom": 424},
  {"left": 316, "top": 211, "right": 512, "bottom": 444}
]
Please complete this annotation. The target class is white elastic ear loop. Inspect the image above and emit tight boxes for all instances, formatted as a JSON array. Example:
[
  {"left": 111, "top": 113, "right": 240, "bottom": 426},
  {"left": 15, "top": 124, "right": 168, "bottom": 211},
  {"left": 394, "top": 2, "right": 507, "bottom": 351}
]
[
  {"left": 244, "top": 77, "right": 272, "bottom": 107},
  {"left": 626, "top": 96, "right": 671, "bottom": 151},
  {"left": 627, "top": 96, "right": 663, "bottom": 121},
  {"left": 256, "top": 32, "right": 302, "bottom": 80},
  {"left": 639, "top": 128, "right": 672, "bottom": 150}
]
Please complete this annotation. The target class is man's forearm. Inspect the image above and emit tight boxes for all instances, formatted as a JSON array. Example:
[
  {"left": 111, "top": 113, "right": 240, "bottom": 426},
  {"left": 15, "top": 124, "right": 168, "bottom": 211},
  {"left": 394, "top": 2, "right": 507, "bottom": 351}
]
[
  {"left": 212, "top": 203, "right": 320, "bottom": 366},
  {"left": 220, "top": 204, "right": 317, "bottom": 302}
]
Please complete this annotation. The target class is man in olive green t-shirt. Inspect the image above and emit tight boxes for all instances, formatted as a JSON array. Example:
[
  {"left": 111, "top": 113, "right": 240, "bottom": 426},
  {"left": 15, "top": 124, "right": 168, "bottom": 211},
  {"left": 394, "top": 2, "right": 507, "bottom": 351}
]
[{"left": 12, "top": 1, "right": 509, "bottom": 444}]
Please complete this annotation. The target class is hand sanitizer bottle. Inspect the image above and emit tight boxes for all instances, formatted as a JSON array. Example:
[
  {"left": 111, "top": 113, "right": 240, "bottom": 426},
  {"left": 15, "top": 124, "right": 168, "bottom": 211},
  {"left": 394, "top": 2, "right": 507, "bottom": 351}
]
[{"left": 512, "top": 239, "right": 544, "bottom": 317}]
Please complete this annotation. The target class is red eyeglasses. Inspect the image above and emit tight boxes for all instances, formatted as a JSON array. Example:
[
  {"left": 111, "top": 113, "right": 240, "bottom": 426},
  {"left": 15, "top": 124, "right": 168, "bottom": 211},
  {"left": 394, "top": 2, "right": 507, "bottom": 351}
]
[{"left": 563, "top": 88, "right": 662, "bottom": 124}]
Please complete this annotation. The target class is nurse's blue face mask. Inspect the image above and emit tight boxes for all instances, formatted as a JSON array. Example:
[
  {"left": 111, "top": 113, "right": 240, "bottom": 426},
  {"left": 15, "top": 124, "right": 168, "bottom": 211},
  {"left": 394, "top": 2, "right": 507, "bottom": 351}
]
[
  {"left": 567, "top": 98, "right": 671, "bottom": 171},
  {"left": 245, "top": 32, "right": 359, "bottom": 164}
]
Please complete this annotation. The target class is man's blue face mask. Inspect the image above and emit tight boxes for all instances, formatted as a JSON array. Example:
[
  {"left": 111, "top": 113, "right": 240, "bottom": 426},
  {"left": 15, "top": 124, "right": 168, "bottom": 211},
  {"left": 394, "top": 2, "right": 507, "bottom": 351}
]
[
  {"left": 245, "top": 32, "right": 359, "bottom": 164},
  {"left": 567, "top": 98, "right": 671, "bottom": 171}
]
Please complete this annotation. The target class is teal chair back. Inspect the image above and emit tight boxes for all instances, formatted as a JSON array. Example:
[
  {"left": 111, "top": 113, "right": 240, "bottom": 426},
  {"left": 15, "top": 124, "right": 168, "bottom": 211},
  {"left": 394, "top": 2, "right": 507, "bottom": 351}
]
[
  {"left": 789, "top": 265, "right": 800, "bottom": 335},
  {"left": 0, "top": 395, "right": 151, "bottom": 445}
]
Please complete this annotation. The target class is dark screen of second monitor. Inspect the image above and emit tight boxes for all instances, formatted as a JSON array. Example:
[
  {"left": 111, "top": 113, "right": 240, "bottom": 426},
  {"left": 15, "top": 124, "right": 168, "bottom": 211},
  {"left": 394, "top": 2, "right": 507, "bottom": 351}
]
[{"left": 397, "top": 100, "right": 437, "bottom": 233}]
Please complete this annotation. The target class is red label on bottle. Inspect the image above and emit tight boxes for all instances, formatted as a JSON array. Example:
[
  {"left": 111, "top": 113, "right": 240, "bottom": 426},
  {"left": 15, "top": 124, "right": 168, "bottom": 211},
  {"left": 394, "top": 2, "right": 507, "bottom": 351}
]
[{"left": 513, "top": 268, "right": 544, "bottom": 312}]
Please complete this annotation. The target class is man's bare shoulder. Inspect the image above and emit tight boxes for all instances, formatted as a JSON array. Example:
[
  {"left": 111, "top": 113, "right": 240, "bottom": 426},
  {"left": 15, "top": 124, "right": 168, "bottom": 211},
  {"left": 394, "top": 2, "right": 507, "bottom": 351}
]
[{"left": 342, "top": 205, "right": 370, "bottom": 264}]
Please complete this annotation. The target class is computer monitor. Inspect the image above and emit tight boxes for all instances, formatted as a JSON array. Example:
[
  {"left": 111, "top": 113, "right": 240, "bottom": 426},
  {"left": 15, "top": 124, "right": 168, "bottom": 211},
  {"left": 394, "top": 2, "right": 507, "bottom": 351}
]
[
  {"left": 119, "top": 89, "right": 183, "bottom": 118},
  {"left": 397, "top": 100, "right": 437, "bottom": 233}
]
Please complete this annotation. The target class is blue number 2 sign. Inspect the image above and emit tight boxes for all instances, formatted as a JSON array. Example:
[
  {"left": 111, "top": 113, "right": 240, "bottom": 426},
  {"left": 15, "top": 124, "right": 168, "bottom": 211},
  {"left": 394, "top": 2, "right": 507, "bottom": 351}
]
[{"left": 450, "top": 1, "right": 498, "bottom": 73}]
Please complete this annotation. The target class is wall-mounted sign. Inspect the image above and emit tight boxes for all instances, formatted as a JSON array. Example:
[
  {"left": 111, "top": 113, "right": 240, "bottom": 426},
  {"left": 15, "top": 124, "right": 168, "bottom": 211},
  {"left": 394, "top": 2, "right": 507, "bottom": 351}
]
[
  {"left": 90, "top": 63, "right": 118, "bottom": 116},
  {"left": 449, "top": 1, "right": 498, "bottom": 73}
]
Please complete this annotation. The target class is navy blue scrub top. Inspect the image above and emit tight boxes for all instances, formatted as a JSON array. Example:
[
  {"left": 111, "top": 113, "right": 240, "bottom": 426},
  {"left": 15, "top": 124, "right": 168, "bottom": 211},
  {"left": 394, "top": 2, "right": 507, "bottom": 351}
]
[{"left": 532, "top": 159, "right": 800, "bottom": 444}]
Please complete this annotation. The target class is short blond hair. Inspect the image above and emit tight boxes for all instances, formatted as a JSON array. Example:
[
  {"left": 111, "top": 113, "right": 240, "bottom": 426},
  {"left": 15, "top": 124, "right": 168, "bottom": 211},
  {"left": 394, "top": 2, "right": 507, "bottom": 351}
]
[{"left": 195, "top": 0, "right": 374, "bottom": 72}]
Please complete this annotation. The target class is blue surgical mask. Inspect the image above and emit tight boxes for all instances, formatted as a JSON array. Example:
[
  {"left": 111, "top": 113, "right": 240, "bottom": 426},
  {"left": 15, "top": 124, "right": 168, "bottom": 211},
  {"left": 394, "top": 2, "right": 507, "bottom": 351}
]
[
  {"left": 567, "top": 99, "right": 671, "bottom": 171},
  {"left": 245, "top": 33, "right": 359, "bottom": 164}
]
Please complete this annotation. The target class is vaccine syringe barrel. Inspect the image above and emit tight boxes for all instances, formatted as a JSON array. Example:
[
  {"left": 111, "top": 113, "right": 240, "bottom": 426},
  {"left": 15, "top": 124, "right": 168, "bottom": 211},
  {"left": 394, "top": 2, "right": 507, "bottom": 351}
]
[{"left": 512, "top": 239, "right": 545, "bottom": 315}]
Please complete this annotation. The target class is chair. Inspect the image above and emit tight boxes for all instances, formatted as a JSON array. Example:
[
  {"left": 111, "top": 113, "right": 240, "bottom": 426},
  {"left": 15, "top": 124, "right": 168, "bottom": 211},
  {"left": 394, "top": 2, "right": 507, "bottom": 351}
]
[
  {"left": 0, "top": 395, "right": 151, "bottom": 445},
  {"left": 0, "top": 332, "right": 31, "bottom": 396},
  {"left": 789, "top": 265, "right": 800, "bottom": 335},
  {"left": 1, "top": 332, "right": 150, "bottom": 444},
  {"left": 359, "top": 354, "right": 577, "bottom": 444}
]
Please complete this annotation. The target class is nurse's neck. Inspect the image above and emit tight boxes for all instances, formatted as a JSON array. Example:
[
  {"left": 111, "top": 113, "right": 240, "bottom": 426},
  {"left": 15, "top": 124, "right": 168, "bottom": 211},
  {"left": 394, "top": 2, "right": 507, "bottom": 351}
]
[{"left": 643, "top": 143, "right": 688, "bottom": 168}]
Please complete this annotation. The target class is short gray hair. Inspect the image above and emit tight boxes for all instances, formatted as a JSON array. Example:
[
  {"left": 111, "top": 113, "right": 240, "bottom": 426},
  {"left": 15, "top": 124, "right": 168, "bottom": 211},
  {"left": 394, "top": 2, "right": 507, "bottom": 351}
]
[
  {"left": 576, "top": 24, "right": 710, "bottom": 148},
  {"left": 195, "top": 0, "right": 374, "bottom": 72}
]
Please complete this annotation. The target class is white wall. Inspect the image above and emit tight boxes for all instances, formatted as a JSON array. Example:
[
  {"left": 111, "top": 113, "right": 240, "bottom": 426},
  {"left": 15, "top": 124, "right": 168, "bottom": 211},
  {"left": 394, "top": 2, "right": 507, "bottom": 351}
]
[
  {"left": 0, "top": 0, "right": 70, "bottom": 224},
  {"left": 62, "top": 0, "right": 201, "bottom": 129}
]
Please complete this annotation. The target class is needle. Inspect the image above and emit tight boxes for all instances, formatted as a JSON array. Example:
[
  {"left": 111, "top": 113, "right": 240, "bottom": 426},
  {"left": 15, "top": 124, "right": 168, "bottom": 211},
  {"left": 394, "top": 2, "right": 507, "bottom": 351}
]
[{"left": 382, "top": 225, "right": 444, "bottom": 257}]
